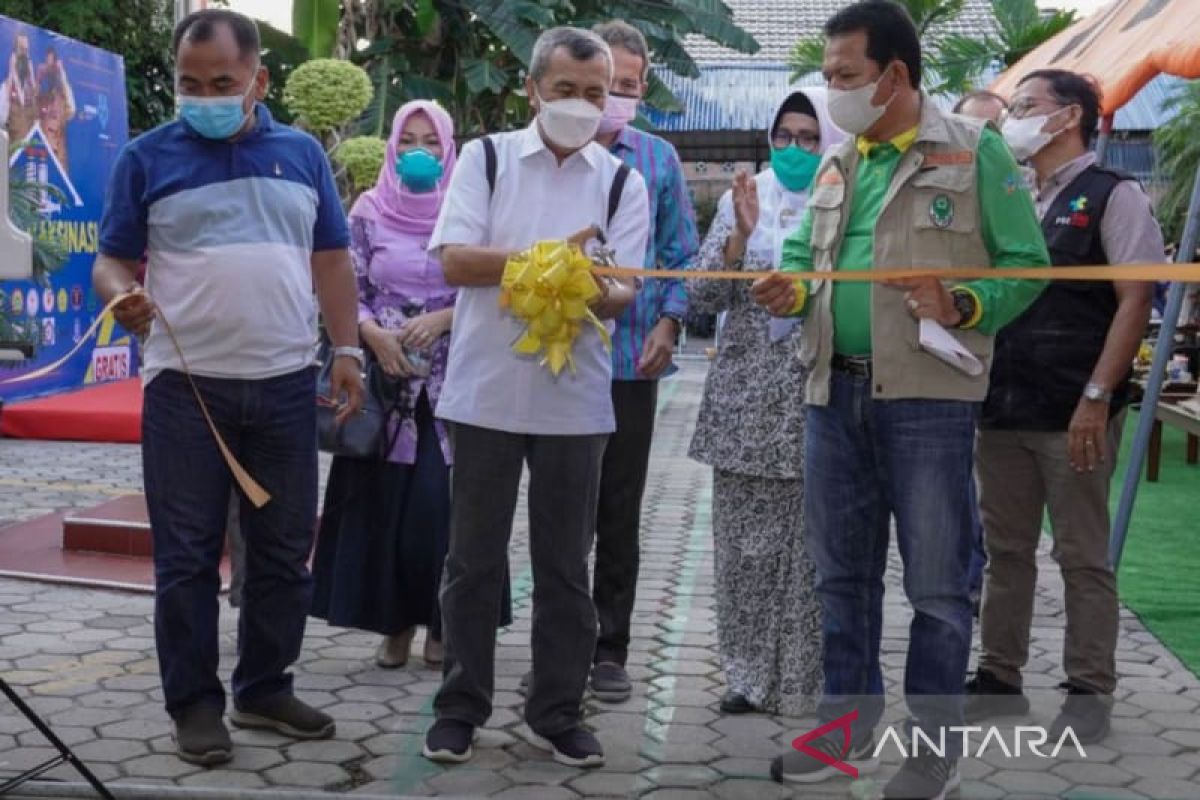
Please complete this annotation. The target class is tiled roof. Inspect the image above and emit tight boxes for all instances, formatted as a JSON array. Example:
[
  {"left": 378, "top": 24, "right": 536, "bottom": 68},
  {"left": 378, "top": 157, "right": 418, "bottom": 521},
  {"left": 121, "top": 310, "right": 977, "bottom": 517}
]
[{"left": 682, "top": 0, "right": 1001, "bottom": 64}]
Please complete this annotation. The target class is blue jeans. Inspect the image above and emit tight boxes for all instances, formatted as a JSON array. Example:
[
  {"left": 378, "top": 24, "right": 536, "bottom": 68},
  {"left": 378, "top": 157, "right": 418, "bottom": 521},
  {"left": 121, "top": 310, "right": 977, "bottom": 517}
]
[
  {"left": 143, "top": 368, "right": 318, "bottom": 716},
  {"left": 805, "top": 370, "right": 977, "bottom": 743}
]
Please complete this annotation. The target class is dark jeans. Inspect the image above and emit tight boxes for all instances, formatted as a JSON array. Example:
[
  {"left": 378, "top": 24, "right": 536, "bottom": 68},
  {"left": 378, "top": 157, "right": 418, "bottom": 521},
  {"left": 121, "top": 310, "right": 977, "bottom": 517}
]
[
  {"left": 143, "top": 367, "right": 318, "bottom": 716},
  {"left": 593, "top": 380, "right": 657, "bottom": 666},
  {"left": 805, "top": 370, "right": 977, "bottom": 745},
  {"left": 434, "top": 423, "right": 606, "bottom": 736},
  {"left": 967, "top": 477, "right": 986, "bottom": 596}
]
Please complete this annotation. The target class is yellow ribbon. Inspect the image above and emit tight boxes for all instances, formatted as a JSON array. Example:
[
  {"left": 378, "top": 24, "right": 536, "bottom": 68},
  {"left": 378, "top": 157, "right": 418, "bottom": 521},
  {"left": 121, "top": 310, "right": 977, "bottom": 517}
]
[
  {"left": 499, "top": 240, "right": 612, "bottom": 376},
  {"left": 0, "top": 293, "right": 271, "bottom": 508}
]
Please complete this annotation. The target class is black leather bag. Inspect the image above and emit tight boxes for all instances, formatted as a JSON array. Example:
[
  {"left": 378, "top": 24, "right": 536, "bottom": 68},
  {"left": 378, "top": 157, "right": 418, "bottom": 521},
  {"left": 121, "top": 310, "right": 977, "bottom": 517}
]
[{"left": 316, "top": 342, "right": 405, "bottom": 460}]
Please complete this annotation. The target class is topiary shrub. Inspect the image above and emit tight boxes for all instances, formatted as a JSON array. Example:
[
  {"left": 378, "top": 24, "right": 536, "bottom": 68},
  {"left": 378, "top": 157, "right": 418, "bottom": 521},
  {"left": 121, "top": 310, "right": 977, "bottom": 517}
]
[{"left": 283, "top": 59, "right": 373, "bottom": 133}]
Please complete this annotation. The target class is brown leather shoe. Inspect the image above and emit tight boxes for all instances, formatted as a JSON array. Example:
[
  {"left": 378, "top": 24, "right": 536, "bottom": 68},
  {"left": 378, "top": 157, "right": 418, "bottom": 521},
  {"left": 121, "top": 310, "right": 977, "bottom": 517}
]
[{"left": 376, "top": 628, "right": 416, "bottom": 668}]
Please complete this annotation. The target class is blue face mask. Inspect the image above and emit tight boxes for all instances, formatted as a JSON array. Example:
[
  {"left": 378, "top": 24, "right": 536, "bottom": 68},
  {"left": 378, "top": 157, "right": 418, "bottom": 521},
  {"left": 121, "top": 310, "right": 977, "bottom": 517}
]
[
  {"left": 178, "top": 82, "right": 254, "bottom": 140},
  {"left": 395, "top": 147, "right": 444, "bottom": 193}
]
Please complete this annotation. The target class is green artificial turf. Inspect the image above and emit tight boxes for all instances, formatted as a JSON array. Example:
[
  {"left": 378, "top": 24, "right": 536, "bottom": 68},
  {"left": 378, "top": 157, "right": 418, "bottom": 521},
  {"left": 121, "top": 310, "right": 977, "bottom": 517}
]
[{"left": 1111, "top": 410, "right": 1200, "bottom": 678}]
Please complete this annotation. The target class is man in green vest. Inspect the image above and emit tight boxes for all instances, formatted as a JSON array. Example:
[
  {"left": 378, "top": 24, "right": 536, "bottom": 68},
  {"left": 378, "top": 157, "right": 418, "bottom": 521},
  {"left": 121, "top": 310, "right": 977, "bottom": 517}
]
[{"left": 753, "top": 2, "right": 1049, "bottom": 797}]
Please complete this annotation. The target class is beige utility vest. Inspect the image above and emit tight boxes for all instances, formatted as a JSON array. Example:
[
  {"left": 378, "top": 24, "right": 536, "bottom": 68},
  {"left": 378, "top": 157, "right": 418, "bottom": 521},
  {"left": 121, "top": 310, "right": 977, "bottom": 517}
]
[{"left": 800, "top": 102, "right": 996, "bottom": 407}]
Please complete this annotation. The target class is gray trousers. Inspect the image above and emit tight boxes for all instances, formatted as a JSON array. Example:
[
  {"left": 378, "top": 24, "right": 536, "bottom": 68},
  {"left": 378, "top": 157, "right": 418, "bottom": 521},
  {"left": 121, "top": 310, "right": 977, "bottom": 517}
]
[
  {"left": 433, "top": 422, "right": 607, "bottom": 735},
  {"left": 976, "top": 413, "right": 1125, "bottom": 694}
]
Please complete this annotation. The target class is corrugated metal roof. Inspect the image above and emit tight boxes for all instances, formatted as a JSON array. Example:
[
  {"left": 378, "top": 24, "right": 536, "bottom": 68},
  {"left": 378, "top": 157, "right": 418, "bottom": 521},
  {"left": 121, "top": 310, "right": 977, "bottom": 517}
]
[
  {"left": 682, "top": 0, "right": 999, "bottom": 63},
  {"left": 644, "top": 64, "right": 1188, "bottom": 133}
]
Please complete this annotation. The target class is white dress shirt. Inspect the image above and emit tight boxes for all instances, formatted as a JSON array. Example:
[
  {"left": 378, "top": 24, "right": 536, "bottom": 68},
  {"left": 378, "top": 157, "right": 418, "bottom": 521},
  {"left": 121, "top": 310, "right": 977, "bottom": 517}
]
[{"left": 430, "top": 123, "right": 650, "bottom": 435}]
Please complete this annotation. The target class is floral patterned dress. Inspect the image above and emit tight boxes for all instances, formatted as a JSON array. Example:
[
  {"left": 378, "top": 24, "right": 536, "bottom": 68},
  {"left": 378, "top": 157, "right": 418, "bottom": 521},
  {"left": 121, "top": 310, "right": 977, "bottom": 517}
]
[{"left": 687, "top": 172, "right": 823, "bottom": 716}]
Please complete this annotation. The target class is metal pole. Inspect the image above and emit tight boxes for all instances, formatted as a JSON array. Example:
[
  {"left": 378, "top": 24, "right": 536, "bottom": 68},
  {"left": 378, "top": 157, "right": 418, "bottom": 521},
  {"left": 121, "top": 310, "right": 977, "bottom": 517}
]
[
  {"left": 1109, "top": 164, "right": 1200, "bottom": 569},
  {"left": 1095, "top": 113, "right": 1114, "bottom": 166}
]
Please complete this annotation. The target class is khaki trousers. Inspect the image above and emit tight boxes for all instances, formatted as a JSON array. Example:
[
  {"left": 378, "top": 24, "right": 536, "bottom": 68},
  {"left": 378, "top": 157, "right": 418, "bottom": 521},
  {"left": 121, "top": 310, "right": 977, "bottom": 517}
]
[{"left": 975, "top": 413, "right": 1125, "bottom": 694}]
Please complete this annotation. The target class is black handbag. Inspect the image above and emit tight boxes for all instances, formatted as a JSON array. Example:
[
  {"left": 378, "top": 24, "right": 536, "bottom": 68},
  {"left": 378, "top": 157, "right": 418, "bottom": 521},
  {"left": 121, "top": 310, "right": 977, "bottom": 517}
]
[{"left": 316, "top": 341, "right": 405, "bottom": 460}]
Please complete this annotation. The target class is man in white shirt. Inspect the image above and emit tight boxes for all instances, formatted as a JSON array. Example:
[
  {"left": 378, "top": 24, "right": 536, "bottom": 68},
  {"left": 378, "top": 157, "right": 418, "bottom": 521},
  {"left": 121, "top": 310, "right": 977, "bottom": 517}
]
[{"left": 422, "top": 26, "right": 649, "bottom": 769}]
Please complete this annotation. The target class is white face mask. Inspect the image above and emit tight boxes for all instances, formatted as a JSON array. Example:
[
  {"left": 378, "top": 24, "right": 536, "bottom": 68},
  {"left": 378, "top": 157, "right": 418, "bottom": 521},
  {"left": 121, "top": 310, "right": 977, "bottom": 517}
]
[
  {"left": 826, "top": 66, "right": 895, "bottom": 135},
  {"left": 1001, "top": 108, "right": 1068, "bottom": 162},
  {"left": 534, "top": 88, "right": 603, "bottom": 150}
]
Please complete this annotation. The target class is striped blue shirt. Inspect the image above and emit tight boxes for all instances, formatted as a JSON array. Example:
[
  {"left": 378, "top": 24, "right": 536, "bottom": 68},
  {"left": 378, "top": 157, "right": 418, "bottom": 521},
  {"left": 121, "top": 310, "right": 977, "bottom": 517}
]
[
  {"left": 99, "top": 104, "right": 349, "bottom": 385},
  {"left": 609, "top": 126, "right": 698, "bottom": 380}
]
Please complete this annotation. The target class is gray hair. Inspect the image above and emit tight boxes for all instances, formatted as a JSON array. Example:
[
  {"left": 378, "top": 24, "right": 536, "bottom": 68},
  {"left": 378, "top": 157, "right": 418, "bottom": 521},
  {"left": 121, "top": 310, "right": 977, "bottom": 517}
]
[
  {"left": 529, "top": 26, "right": 613, "bottom": 83},
  {"left": 593, "top": 20, "right": 649, "bottom": 76}
]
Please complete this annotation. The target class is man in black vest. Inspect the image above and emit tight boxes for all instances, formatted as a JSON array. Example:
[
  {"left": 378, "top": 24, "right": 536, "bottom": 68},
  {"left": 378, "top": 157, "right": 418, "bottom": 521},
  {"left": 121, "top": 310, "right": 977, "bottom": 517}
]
[{"left": 966, "top": 70, "right": 1164, "bottom": 743}]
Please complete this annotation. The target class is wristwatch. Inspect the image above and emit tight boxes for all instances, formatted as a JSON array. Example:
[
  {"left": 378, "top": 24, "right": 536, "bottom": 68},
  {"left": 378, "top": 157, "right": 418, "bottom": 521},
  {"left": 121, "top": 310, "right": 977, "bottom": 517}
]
[
  {"left": 950, "top": 289, "right": 977, "bottom": 329},
  {"left": 332, "top": 345, "right": 366, "bottom": 368},
  {"left": 1083, "top": 382, "right": 1112, "bottom": 403}
]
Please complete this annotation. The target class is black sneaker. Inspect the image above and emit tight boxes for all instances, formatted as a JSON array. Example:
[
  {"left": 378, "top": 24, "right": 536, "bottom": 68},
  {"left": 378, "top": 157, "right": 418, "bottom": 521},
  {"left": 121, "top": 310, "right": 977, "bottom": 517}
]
[
  {"left": 719, "top": 691, "right": 758, "bottom": 714},
  {"left": 883, "top": 751, "right": 960, "bottom": 800},
  {"left": 531, "top": 726, "right": 605, "bottom": 768},
  {"left": 422, "top": 718, "right": 474, "bottom": 764},
  {"left": 172, "top": 703, "right": 232, "bottom": 766},
  {"left": 1049, "top": 683, "right": 1111, "bottom": 744},
  {"left": 589, "top": 661, "right": 632, "bottom": 703},
  {"left": 770, "top": 732, "right": 878, "bottom": 784},
  {"left": 230, "top": 694, "right": 334, "bottom": 740},
  {"left": 964, "top": 668, "right": 1030, "bottom": 722}
]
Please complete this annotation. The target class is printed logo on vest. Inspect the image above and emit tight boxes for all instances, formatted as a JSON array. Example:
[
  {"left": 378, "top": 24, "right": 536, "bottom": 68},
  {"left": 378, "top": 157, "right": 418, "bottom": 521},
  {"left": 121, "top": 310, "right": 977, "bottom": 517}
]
[
  {"left": 929, "top": 194, "right": 954, "bottom": 229},
  {"left": 1055, "top": 194, "right": 1090, "bottom": 228}
]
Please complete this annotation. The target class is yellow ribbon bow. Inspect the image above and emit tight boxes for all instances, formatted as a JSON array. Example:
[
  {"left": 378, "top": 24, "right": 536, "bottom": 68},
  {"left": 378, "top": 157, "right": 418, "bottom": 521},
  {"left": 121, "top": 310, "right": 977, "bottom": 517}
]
[{"left": 499, "top": 240, "right": 612, "bottom": 376}]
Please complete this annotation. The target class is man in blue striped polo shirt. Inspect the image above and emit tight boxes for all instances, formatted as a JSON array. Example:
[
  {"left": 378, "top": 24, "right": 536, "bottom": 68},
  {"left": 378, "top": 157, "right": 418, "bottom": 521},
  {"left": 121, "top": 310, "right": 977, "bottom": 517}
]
[
  {"left": 93, "top": 9, "right": 363, "bottom": 766},
  {"left": 588, "top": 21, "right": 699, "bottom": 701}
]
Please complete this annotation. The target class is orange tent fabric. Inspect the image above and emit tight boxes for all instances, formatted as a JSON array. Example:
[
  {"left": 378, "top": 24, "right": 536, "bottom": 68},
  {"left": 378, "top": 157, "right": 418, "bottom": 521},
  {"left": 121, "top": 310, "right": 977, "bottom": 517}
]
[{"left": 990, "top": 0, "right": 1200, "bottom": 114}]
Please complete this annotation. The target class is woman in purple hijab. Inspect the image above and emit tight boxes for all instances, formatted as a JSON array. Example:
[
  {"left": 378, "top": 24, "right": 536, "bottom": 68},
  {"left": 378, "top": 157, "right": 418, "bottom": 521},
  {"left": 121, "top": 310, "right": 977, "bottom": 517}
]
[{"left": 312, "top": 101, "right": 500, "bottom": 669}]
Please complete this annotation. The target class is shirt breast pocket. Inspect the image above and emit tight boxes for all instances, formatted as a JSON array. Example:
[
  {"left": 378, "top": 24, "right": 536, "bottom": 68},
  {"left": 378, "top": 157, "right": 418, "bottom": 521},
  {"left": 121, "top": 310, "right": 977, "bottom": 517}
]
[
  {"left": 910, "top": 167, "right": 980, "bottom": 266},
  {"left": 808, "top": 183, "right": 845, "bottom": 260}
]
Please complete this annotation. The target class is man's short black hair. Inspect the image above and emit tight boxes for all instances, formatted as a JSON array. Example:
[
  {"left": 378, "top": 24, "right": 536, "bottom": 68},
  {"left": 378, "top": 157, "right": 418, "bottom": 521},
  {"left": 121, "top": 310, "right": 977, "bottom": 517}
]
[
  {"left": 953, "top": 90, "right": 1008, "bottom": 114},
  {"left": 824, "top": 1, "right": 922, "bottom": 89},
  {"left": 1018, "top": 69, "right": 1101, "bottom": 146},
  {"left": 172, "top": 9, "right": 260, "bottom": 62}
]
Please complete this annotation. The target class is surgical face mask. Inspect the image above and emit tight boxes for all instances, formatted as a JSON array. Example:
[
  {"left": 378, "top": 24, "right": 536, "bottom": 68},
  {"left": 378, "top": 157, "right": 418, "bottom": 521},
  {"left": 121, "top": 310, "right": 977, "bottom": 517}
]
[
  {"left": 826, "top": 66, "right": 896, "bottom": 135},
  {"left": 597, "top": 92, "right": 639, "bottom": 135},
  {"left": 178, "top": 80, "right": 256, "bottom": 140},
  {"left": 1001, "top": 107, "right": 1068, "bottom": 161},
  {"left": 395, "top": 147, "right": 444, "bottom": 193},
  {"left": 534, "top": 88, "right": 603, "bottom": 150},
  {"left": 771, "top": 145, "right": 821, "bottom": 192}
]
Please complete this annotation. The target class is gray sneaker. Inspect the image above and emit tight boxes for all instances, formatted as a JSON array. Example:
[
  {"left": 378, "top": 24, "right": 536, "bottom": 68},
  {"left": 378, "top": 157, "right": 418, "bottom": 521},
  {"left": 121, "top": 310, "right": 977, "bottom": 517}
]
[
  {"left": 230, "top": 694, "right": 335, "bottom": 740},
  {"left": 770, "top": 732, "right": 878, "bottom": 784},
  {"left": 173, "top": 703, "right": 232, "bottom": 765},
  {"left": 883, "top": 752, "right": 960, "bottom": 800},
  {"left": 589, "top": 661, "right": 632, "bottom": 703}
]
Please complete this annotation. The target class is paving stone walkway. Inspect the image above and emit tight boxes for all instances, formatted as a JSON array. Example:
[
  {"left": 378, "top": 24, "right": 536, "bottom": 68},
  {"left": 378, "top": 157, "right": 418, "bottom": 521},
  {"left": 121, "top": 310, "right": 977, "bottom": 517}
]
[{"left": 1, "top": 360, "right": 1198, "bottom": 799}]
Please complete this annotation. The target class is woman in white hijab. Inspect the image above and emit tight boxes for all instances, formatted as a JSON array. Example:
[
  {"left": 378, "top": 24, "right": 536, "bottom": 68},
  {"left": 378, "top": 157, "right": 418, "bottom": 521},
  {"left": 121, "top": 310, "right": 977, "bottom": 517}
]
[{"left": 688, "top": 87, "right": 847, "bottom": 717}]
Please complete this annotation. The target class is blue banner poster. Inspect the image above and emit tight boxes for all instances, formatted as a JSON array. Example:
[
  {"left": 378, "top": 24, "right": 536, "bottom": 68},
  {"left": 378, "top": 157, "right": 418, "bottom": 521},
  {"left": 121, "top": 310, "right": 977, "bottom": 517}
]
[{"left": 0, "top": 14, "right": 133, "bottom": 402}]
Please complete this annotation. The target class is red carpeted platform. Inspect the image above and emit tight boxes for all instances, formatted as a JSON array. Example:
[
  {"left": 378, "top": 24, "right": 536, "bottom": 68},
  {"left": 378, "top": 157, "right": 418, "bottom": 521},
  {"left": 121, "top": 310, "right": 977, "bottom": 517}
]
[{"left": 0, "top": 378, "right": 142, "bottom": 443}]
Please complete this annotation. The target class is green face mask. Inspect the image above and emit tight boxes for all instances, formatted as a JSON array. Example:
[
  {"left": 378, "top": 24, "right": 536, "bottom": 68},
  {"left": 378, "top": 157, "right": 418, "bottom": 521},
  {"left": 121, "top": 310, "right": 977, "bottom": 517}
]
[{"left": 771, "top": 145, "right": 821, "bottom": 192}]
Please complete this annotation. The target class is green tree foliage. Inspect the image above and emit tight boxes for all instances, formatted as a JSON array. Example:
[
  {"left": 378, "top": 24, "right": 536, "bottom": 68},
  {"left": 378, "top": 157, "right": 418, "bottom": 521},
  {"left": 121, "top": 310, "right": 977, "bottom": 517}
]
[
  {"left": 937, "top": 0, "right": 1075, "bottom": 95},
  {"left": 0, "top": 0, "right": 174, "bottom": 134},
  {"left": 336, "top": 0, "right": 758, "bottom": 137},
  {"left": 1153, "top": 80, "right": 1200, "bottom": 245}
]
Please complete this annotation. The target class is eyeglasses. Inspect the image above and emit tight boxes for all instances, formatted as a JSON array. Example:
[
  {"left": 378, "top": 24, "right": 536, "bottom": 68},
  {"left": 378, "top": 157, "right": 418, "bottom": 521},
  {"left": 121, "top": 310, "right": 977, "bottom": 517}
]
[
  {"left": 771, "top": 130, "right": 820, "bottom": 150},
  {"left": 1007, "top": 100, "right": 1065, "bottom": 120}
]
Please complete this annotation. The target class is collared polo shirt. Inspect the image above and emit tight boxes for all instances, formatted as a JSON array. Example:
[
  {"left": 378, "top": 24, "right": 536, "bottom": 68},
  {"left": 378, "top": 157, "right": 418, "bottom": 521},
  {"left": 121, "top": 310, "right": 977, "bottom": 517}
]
[{"left": 99, "top": 104, "right": 349, "bottom": 385}]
